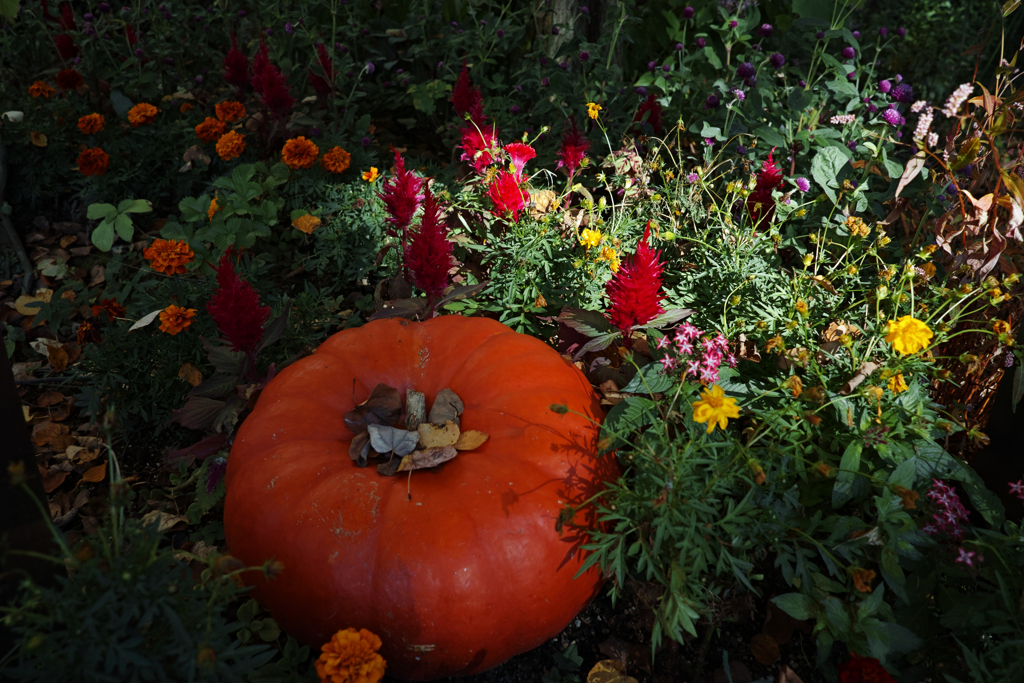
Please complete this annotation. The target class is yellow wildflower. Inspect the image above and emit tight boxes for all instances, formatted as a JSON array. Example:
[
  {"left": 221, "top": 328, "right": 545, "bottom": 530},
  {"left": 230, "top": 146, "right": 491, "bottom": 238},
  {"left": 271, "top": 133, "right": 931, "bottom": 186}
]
[
  {"left": 887, "top": 373, "right": 908, "bottom": 394},
  {"left": 885, "top": 316, "right": 933, "bottom": 355},
  {"left": 362, "top": 167, "right": 379, "bottom": 182},
  {"left": 691, "top": 384, "right": 740, "bottom": 434},
  {"left": 579, "top": 228, "right": 602, "bottom": 249},
  {"left": 586, "top": 102, "right": 602, "bottom": 119}
]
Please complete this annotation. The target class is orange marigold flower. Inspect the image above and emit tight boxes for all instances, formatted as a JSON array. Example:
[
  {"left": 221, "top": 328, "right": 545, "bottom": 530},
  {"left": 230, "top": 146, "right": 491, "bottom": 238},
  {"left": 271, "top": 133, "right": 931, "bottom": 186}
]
[
  {"left": 78, "top": 113, "right": 106, "bottom": 135},
  {"left": 281, "top": 136, "right": 319, "bottom": 169},
  {"left": 144, "top": 239, "right": 195, "bottom": 275},
  {"left": 207, "top": 196, "right": 221, "bottom": 221},
  {"left": 321, "top": 146, "right": 352, "bottom": 174},
  {"left": 180, "top": 102, "right": 194, "bottom": 113},
  {"left": 159, "top": 305, "right": 197, "bottom": 335},
  {"left": 128, "top": 102, "right": 159, "bottom": 127},
  {"left": 56, "top": 69, "right": 84, "bottom": 91},
  {"left": 362, "top": 167, "right": 379, "bottom": 183},
  {"left": 195, "top": 117, "right": 228, "bottom": 143},
  {"left": 315, "top": 628, "right": 386, "bottom": 683},
  {"left": 92, "top": 298, "right": 126, "bottom": 322},
  {"left": 292, "top": 214, "right": 321, "bottom": 234},
  {"left": 215, "top": 100, "right": 246, "bottom": 122},
  {"left": 77, "top": 148, "right": 110, "bottom": 176},
  {"left": 29, "top": 80, "right": 56, "bottom": 98},
  {"left": 216, "top": 130, "right": 246, "bottom": 161},
  {"left": 851, "top": 567, "right": 876, "bottom": 593}
]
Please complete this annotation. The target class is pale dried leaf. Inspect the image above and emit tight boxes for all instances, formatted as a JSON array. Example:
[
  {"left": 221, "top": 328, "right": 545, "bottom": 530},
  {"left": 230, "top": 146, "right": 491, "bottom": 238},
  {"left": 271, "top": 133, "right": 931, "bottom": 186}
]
[
  {"left": 587, "top": 660, "right": 638, "bottom": 683},
  {"left": 454, "top": 430, "right": 489, "bottom": 450},
  {"left": 418, "top": 420, "right": 460, "bottom": 448},
  {"left": 368, "top": 424, "right": 419, "bottom": 456},
  {"left": 129, "top": 309, "right": 163, "bottom": 331},
  {"left": 840, "top": 362, "right": 879, "bottom": 395},
  {"left": 750, "top": 633, "right": 780, "bottom": 665},
  {"left": 140, "top": 510, "right": 189, "bottom": 533},
  {"left": 428, "top": 388, "right": 464, "bottom": 426},
  {"left": 397, "top": 445, "right": 458, "bottom": 472}
]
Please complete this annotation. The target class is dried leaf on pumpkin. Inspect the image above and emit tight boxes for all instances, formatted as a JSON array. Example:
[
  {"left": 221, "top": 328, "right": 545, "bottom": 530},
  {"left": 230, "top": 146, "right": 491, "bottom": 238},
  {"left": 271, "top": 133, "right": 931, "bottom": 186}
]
[
  {"left": 397, "top": 445, "right": 458, "bottom": 472},
  {"left": 417, "top": 420, "right": 460, "bottom": 448},
  {"left": 368, "top": 424, "right": 419, "bottom": 456},
  {"left": 344, "top": 383, "right": 402, "bottom": 433}
]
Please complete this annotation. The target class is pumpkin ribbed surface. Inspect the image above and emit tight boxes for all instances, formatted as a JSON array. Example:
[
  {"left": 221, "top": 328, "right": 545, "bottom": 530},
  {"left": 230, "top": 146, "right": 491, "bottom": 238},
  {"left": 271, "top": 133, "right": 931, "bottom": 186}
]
[{"left": 223, "top": 315, "right": 618, "bottom": 680}]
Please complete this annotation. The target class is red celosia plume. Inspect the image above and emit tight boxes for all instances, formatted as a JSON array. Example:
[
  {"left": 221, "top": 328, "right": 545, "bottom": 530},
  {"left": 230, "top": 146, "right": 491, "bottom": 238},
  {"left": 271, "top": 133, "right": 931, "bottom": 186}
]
[
  {"left": 487, "top": 170, "right": 530, "bottom": 223},
  {"left": 556, "top": 118, "right": 590, "bottom": 178},
  {"left": 452, "top": 63, "right": 484, "bottom": 124},
  {"left": 378, "top": 147, "right": 423, "bottom": 238},
  {"left": 746, "top": 148, "right": 783, "bottom": 230},
  {"left": 605, "top": 222, "right": 666, "bottom": 342},
  {"left": 206, "top": 252, "right": 271, "bottom": 358},
  {"left": 308, "top": 43, "right": 335, "bottom": 99},
  {"left": 405, "top": 185, "right": 454, "bottom": 299},
  {"left": 633, "top": 94, "right": 664, "bottom": 135},
  {"left": 251, "top": 42, "right": 293, "bottom": 117},
  {"left": 504, "top": 142, "right": 537, "bottom": 181},
  {"left": 223, "top": 34, "right": 250, "bottom": 91},
  {"left": 459, "top": 124, "right": 499, "bottom": 175}
]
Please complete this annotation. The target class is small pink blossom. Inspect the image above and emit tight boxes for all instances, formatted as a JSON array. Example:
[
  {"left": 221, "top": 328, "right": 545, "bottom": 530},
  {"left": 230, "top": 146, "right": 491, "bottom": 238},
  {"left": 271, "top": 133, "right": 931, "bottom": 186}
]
[
  {"left": 1009, "top": 480, "right": 1024, "bottom": 499},
  {"left": 675, "top": 339, "right": 694, "bottom": 355},
  {"left": 954, "top": 547, "right": 981, "bottom": 567},
  {"left": 660, "top": 356, "right": 679, "bottom": 371},
  {"left": 699, "top": 366, "right": 719, "bottom": 384},
  {"left": 676, "top": 322, "right": 702, "bottom": 342},
  {"left": 725, "top": 353, "right": 738, "bottom": 368},
  {"left": 685, "top": 359, "right": 702, "bottom": 377},
  {"left": 655, "top": 336, "right": 672, "bottom": 350}
]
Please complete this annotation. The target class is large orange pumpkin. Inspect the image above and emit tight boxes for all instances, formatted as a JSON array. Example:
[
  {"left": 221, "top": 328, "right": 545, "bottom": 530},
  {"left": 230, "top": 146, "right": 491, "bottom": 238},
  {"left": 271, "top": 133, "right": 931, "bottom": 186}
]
[{"left": 223, "top": 315, "right": 618, "bottom": 680}]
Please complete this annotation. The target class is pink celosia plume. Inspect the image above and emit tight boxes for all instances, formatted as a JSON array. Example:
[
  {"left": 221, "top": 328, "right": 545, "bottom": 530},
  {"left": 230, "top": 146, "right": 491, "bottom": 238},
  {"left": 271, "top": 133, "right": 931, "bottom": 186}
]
[
  {"left": 459, "top": 124, "right": 499, "bottom": 174},
  {"left": 605, "top": 222, "right": 666, "bottom": 342}
]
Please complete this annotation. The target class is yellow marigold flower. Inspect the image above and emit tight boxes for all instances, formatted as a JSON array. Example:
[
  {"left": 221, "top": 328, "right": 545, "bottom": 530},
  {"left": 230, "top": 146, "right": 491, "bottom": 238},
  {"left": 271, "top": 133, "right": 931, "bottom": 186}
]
[
  {"left": 887, "top": 373, "right": 908, "bottom": 394},
  {"left": 609, "top": 256, "right": 620, "bottom": 272},
  {"left": 144, "top": 239, "right": 195, "bottom": 275},
  {"left": 215, "top": 100, "right": 246, "bottom": 122},
  {"left": 77, "top": 113, "right": 106, "bottom": 135},
  {"left": 281, "top": 136, "right": 320, "bottom": 170},
  {"left": 362, "top": 167, "right": 380, "bottom": 182},
  {"left": 159, "top": 305, "right": 197, "bottom": 335},
  {"left": 207, "top": 196, "right": 221, "bottom": 222},
  {"left": 195, "top": 117, "right": 228, "bottom": 143},
  {"left": 216, "top": 130, "right": 246, "bottom": 161},
  {"left": 127, "top": 102, "right": 159, "bottom": 127},
  {"left": 315, "top": 628, "right": 386, "bottom": 683},
  {"left": 586, "top": 102, "right": 602, "bottom": 119},
  {"left": 851, "top": 567, "right": 876, "bottom": 593},
  {"left": 691, "top": 384, "right": 740, "bottom": 434},
  {"left": 885, "top": 315, "right": 933, "bottom": 355},
  {"left": 992, "top": 319, "right": 1011, "bottom": 336},
  {"left": 292, "top": 214, "right": 321, "bottom": 234},
  {"left": 579, "top": 228, "right": 602, "bottom": 249},
  {"left": 795, "top": 299, "right": 808, "bottom": 316},
  {"left": 322, "top": 146, "right": 352, "bottom": 174},
  {"left": 597, "top": 245, "right": 617, "bottom": 262},
  {"left": 29, "top": 80, "right": 56, "bottom": 98}
]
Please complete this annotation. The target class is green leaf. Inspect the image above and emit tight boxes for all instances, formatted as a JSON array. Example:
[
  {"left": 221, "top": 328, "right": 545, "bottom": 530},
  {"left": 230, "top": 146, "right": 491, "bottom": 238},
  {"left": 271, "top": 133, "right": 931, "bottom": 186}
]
[
  {"left": 832, "top": 441, "right": 862, "bottom": 508},
  {"left": 110, "top": 90, "right": 134, "bottom": 118},
  {"left": 237, "top": 599, "right": 260, "bottom": 624},
  {"left": 124, "top": 199, "right": 153, "bottom": 214},
  {"left": 601, "top": 396, "right": 658, "bottom": 450},
  {"left": 880, "top": 547, "right": 908, "bottom": 603},
  {"left": 810, "top": 147, "right": 848, "bottom": 204},
  {"left": 0, "top": 0, "right": 18, "bottom": 20},
  {"left": 772, "top": 593, "right": 817, "bottom": 620},
  {"left": 754, "top": 124, "right": 787, "bottom": 148},
  {"left": 703, "top": 45, "right": 722, "bottom": 69},
  {"left": 788, "top": 89, "right": 812, "bottom": 112},
  {"left": 557, "top": 308, "right": 613, "bottom": 337},
  {"left": 700, "top": 122, "right": 723, "bottom": 141},
  {"left": 826, "top": 78, "right": 860, "bottom": 99},
  {"left": 886, "top": 459, "right": 916, "bottom": 488},
  {"left": 792, "top": 0, "right": 833, "bottom": 19},
  {"left": 91, "top": 221, "right": 116, "bottom": 252},
  {"left": 621, "top": 363, "right": 674, "bottom": 395},
  {"left": 113, "top": 213, "right": 134, "bottom": 242},
  {"left": 822, "top": 596, "right": 851, "bottom": 632},
  {"left": 86, "top": 203, "right": 117, "bottom": 220}
]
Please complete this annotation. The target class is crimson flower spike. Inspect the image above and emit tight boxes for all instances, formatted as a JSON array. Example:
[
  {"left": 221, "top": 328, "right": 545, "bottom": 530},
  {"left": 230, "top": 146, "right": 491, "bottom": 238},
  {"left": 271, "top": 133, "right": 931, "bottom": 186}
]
[
  {"left": 405, "top": 184, "right": 454, "bottom": 305},
  {"left": 207, "top": 251, "right": 271, "bottom": 378},
  {"left": 746, "top": 148, "right": 783, "bottom": 231},
  {"left": 604, "top": 222, "right": 666, "bottom": 346},
  {"left": 308, "top": 43, "right": 334, "bottom": 99},
  {"left": 556, "top": 117, "right": 590, "bottom": 180},
  {"left": 223, "top": 33, "right": 251, "bottom": 92},
  {"left": 251, "top": 42, "right": 294, "bottom": 118},
  {"left": 452, "top": 62, "right": 485, "bottom": 124},
  {"left": 378, "top": 147, "right": 423, "bottom": 239}
]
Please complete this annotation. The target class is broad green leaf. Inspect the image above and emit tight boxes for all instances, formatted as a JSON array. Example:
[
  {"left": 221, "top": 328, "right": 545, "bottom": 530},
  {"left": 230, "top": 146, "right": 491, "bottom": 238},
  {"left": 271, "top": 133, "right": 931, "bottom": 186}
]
[
  {"left": 700, "top": 121, "right": 723, "bottom": 141},
  {"left": 754, "top": 124, "right": 787, "bottom": 148},
  {"left": 810, "top": 147, "right": 848, "bottom": 204},
  {"left": 110, "top": 90, "right": 134, "bottom": 118},
  {"left": 788, "top": 88, "right": 811, "bottom": 111},
  {"left": 91, "top": 221, "right": 116, "bottom": 252},
  {"left": 703, "top": 45, "right": 722, "bottom": 69},
  {"left": 124, "top": 199, "right": 153, "bottom": 214},
  {"left": 86, "top": 203, "right": 117, "bottom": 220},
  {"left": 0, "top": 0, "right": 18, "bottom": 20},
  {"left": 621, "top": 363, "right": 675, "bottom": 395},
  {"left": 772, "top": 593, "right": 817, "bottom": 620},
  {"left": 886, "top": 458, "right": 916, "bottom": 488},
  {"left": 826, "top": 78, "right": 860, "bottom": 99},
  {"left": 113, "top": 213, "right": 134, "bottom": 242},
  {"left": 793, "top": 0, "right": 834, "bottom": 19},
  {"left": 832, "top": 441, "right": 862, "bottom": 508}
]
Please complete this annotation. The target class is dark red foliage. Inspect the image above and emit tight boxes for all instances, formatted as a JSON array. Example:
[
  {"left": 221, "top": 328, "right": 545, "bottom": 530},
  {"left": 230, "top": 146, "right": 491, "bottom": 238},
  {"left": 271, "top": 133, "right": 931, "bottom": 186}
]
[
  {"left": 605, "top": 222, "right": 666, "bottom": 341},
  {"left": 556, "top": 118, "right": 590, "bottom": 178},
  {"left": 452, "top": 63, "right": 484, "bottom": 124},
  {"left": 487, "top": 170, "right": 530, "bottom": 223},
  {"left": 838, "top": 654, "right": 896, "bottom": 683},
  {"left": 405, "top": 185, "right": 454, "bottom": 299},
  {"left": 746, "top": 148, "right": 784, "bottom": 230},
  {"left": 206, "top": 252, "right": 271, "bottom": 356},
  {"left": 378, "top": 147, "right": 423, "bottom": 237},
  {"left": 459, "top": 124, "right": 499, "bottom": 174},
  {"left": 251, "top": 43, "right": 294, "bottom": 118},
  {"left": 223, "top": 34, "right": 251, "bottom": 91},
  {"left": 633, "top": 94, "right": 663, "bottom": 135}
]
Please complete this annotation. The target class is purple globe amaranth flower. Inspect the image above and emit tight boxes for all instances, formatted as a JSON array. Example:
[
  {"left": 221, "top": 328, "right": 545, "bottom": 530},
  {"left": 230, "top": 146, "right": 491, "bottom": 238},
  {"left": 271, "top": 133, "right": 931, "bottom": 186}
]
[
  {"left": 265, "top": 28, "right": 273, "bottom": 36},
  {"left": 84, "top": 12, "right": 94, "bottom": 20},
  {"left": 98, "top": 2, "right": 110, "bottom": 12},
  {"left": 510, "top": 105, "right": 520, "bottom": 114},
  {"left": 881, "top": 108, "right": 902, "bottom": 126},
  {"left": 816, "top": 31, "right": 824, "bottom": 39},
  {"left": 552, "top": 26, "right": 559, "bottom": 35},
  {"left": 635, "top": 86, "right": 647, "bottom": 96},
  {"left": 237, "top": 9, "right": 246, "bottom": 17},
  {"left": 799, "top": 80, "right": 806, "bottom": 87},
  {"left": 896, "top": 27, "right": 906, "bottom": 38},
  {"left": 540, "top": 56, "right": 548, "bottom": 66},
  {"left": 729, "top": 20, "right": 738, "bottom": 28},
  {"left": 879, "top": 79, "right": 892, "bottom": 93},
  {"left": 736, "top": 62, "right": 755, "bottom": 79},
  {"left": 480, "top": 19, "right": 486, "bottom": 25},
  {"left": 497, "top": 29, "right": 504, "bottom": 37},
  {"left": 164, "top": 56, "right": 174, "bottom": 65},
  {"left": 760, "top": 23, "right": 773, "bottom": 37},
  {"left": 879, "top": 27, "right": 888, "bottom": 36},
  {"left": 134, "top": 48, "right": 144, "bottom": 58},
  {"left": 682, "top": 6, "right": 695, "bottom": 19},
  {"left": 736, "top": 145, "right": 747, "bottom": 154},
  {"left": 732, "top": 88, "right": 745, "bottom": 101},
  {"left": 361, "top": 136, "right": 371, "bottom": 146},
  {"left": 310, "top": 126, "right": 321, "bottom": 137},
  {"left": 848, "top": 71, "right": 857, "bottom": 81},
  {"left": 648, "top": 60, "right": 657, "bottom": 71},
  {"left": 696, "top": 37, "right": 706, "bottom": 47},
  {"left": 366, "top": 61, "right": 375, "bottom": 74},
  {"left": 285, "top": 22, "right": 294, "bottom": 34},
  {"left": 852, "top": 30, "right": 861, "bottom": 39},
  {"left": 770, "top": 53, "right": 785, "bottom": 69},
  {"left": 795, "top": 177, "right": 810, "bottom": 192},
  {"left": 541, "top": 77, "right": 549, "bottom": 86},
  {"left": 662, "top": 64, "right": 670, "bottom": 72},
  {"left": 842, "top": 46, "right": 856, "bottom": 59},
  {"left": 580, "top": 50, "right": 590, "bottom": 62},
  {"left": 705, "top": 93, "right": 720, "bottom": 108},
  {"left": 560, "top": 61, "right": 569, "bottom": 70},
  {"left": 892, "top": 82, "right": 914, "bottom": 103},
  {"left": 581, "top": 5, "right": 589, "bottom": 14},
  {"left": 675, "top": 42, "right": 683, "bottom": 51},
  {"left": 451, "top": 21, "right": 458, "bottom": 27},
  {"left": 868, "top": 103, "right": 878, "bottom": 113},
  {"left": 744, "top": 76, "right": 757, "bottom": 88},
  {"left": 848, "top": 140, "right": 857, "bottom": 151}
]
